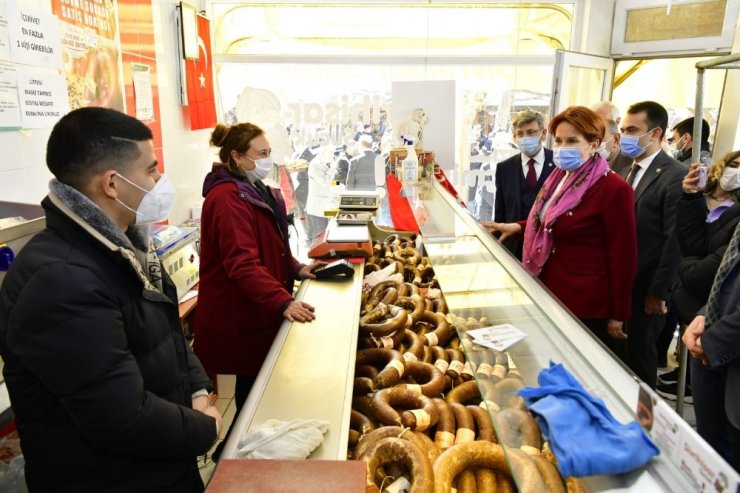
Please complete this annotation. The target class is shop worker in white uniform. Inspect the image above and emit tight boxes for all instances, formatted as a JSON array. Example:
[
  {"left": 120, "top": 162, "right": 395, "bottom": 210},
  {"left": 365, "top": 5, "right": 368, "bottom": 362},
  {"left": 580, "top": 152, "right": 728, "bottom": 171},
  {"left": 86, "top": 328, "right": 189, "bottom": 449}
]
[{"left": 0, "top": 107, "right": 222, "bottom": 493}]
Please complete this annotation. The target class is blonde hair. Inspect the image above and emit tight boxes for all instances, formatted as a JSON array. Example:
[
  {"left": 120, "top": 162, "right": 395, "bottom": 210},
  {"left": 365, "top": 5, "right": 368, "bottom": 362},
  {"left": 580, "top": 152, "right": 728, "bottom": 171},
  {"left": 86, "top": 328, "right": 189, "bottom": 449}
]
[
  {"left": 705, "top": 149, "right": 740, "bottom": 196},
  {"left": 210, "top": 123, "right": 264, "bottom": 173}
]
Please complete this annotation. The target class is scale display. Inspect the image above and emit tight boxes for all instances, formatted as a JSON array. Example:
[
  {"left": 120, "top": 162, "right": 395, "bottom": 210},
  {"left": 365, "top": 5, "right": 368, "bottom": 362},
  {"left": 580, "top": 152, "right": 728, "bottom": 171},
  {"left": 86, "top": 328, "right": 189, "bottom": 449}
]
[{"left": 338, "top": 194, "right": 379, "bottom": 210}]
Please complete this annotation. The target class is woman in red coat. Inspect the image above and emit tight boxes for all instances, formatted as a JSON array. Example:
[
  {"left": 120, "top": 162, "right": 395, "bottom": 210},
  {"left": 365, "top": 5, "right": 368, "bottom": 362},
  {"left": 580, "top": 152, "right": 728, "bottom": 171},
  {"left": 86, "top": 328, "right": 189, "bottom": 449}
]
[
  {"left": 485, "top": 106, "right": 637, "bottom": 354},
  {"left": 194, "top": 123, "right": 319, "bottom": 421}
]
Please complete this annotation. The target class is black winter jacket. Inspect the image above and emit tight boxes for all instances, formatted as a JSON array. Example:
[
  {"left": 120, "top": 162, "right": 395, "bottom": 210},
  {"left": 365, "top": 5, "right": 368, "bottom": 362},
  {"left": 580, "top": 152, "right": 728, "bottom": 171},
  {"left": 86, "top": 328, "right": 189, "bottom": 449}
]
[
  {"left": 0, "top": 188, "right": 216, "bottom": 492},
  {"left": 673, "top": 192, "right": 740, "bottom": 325}
]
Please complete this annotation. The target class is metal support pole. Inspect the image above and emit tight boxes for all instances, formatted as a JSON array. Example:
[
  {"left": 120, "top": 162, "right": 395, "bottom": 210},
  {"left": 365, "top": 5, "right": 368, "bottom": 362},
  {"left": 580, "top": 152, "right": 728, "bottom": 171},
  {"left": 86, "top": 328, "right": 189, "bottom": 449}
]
[
  {"left": 676, "top": 324, "right": 689, "bottom": 417},
  {"left": 692, "top": 68, "right": 705, "bottom": 165}
]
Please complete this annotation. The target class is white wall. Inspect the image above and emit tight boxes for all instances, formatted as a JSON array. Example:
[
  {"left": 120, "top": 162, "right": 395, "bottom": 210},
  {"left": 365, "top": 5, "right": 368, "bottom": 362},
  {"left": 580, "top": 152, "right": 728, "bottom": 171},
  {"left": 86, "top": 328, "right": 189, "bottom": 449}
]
[
  {"left": 0, "top": 0, "right": 217, "bottom": 229},
  {"left": 152, "top": 0, "right": 217, "bottom": 225}
]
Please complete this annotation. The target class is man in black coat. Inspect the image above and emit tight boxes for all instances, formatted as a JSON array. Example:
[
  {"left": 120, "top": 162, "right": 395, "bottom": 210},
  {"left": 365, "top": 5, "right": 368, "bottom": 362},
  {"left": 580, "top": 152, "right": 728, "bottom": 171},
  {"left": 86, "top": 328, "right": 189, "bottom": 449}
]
[
  {"left": 618, "top": 101, "right": 687, "bottom": 389},
  {"left": 477, "top": 110, "right": 555, "bottom": 258},
  {"left": 0, "top": 108, "right": 221, "bottom": 492}
]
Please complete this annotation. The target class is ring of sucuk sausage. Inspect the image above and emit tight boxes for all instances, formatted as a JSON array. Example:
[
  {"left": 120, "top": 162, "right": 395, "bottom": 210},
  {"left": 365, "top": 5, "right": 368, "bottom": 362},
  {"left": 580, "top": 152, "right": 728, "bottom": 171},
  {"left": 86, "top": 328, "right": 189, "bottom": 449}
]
[
  {"left": 422, "top": 345, "right": 433, "bottom": 364},
  {"left": 401, "top": 329, "right": 425, "bottom": 362},
  {"left": 356, "top": 348, "right": 405, "bottom": 389},
  {"left": 350, "top": 409, "right": 376, "bottom": 437},
  {"left": 364, "top": 263, "right": 381, "bottom": 276},
  {"left": 492, "top": 408, "right": 542, "bottom": 454},
  {"left": 485, "top": 377, "right": 526, "bottom": 411},
  {"left": 417, "top": 265, "right": 435, "bottom": 288},
  {"left": 360, "top": 304, "right": 409, "bottom": 337},
  {"left": 454, "top": 469, "right": 477, "bottom": 493},
  {"left": 395, "top": 296, "right": 426, "bottom": 324},
  {"left": 445, "top": 380, "right": 481, "bottom": 405},
  {"left": 353, "top": 425, "right": 431, "bottom": 461},
  {"left": 466, "top": 405, "right": 496, "bottom": 443},
  {"left": 474, "top": 468, "right": 496, "bottom": 493},
  {"left": 370, "top": 387, "right": 439, "bottom": 431},
  {"left": 445, "top": 349, "right": 465, "bottom": 380},
  {"left": 448, "top": 402, "right": 475, "bottom": 445},
  {"left": 353, "top": 376, "right": 375, "bottom": 396},
  {"left": 431, "top": 297, "right": 448, "bottom": 314},
  {"left": 393, "top": 247, "right": 421, "bottom": 266},
  {"left": 431, "top": 398, "right": 455, "bottom": 451},
  {"left": 432, "top": 441, "right": 546, "bottom": 493},
  {"left": 405, "top": 282, "right": 421, "bottom": 297},
  {"left": 419, "top": 310, "right": 453, "bottom": 347},
  {"left": 532, "top": 455, "right": 565, "bottom": 493},
  {"left": 358, "top": 437, "right": 434, "bottom": 493},
  {"left": 358, "top": 326, "right": 405, "bottom": 350},
  {"left": 401, "top": 361, "right": 446, "bottom": 397},
  {"left": 365, "top": 280, "right": 402, "bottom": 310}
]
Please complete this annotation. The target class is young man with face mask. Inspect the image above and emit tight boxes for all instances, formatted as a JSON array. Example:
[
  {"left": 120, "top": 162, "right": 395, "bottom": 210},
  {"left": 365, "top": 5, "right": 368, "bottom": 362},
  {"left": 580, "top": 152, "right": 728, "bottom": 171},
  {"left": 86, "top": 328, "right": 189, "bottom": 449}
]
[
  {"left": 0, "top": 107, "right": 222, "bottom": 492},
  {"left": 670, "top": 117, "right": 712, "bottom": 165},
  {"left": 477, "top": 110, "right": 555, "bottom": 259},
  {"left": 618, "top": 100, "right": 688, "bottom": 389}
]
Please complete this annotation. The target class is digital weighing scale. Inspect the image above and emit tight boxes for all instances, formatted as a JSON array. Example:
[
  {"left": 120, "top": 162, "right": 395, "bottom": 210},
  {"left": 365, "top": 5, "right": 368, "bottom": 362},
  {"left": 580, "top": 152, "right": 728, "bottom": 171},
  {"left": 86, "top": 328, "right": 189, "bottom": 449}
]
[
  {"left": 307, "top": 191, "right": 379, "bottom": 259},
  {"left": 338, "top": 190, "right": 380, "bottom": 211}
]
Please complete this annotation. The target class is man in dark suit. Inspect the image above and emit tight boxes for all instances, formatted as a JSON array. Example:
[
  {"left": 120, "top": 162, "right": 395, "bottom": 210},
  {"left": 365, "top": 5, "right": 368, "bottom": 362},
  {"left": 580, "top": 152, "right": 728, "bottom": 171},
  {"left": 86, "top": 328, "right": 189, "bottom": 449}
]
[
  {"left": 477, "top": 110, "right": 555, "bottom": 258},
  {"left": 619, "top": 101, "right": 687, "bottom": 388}
]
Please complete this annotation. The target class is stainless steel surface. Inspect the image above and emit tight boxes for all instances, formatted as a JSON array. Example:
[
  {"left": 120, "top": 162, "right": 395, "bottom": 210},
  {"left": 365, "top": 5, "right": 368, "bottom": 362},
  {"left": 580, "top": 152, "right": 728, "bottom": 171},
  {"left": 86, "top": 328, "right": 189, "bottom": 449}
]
[{"left": 220, "top": 263, "right": 363, "bottom": 461}]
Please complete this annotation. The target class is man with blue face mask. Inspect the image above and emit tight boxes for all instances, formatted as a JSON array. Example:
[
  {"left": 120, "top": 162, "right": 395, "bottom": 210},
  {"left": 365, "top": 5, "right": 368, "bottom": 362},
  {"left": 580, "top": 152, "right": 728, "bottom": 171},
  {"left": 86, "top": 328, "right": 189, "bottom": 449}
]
[
  {"left": 0, "top": 108, "right": 221, "bottom": 492},
  {"left": 476, "top": 110, "right": 555, "bottom": 258},
  {"left": 618, "top": 101, "right": 687, "bottom": 389}
]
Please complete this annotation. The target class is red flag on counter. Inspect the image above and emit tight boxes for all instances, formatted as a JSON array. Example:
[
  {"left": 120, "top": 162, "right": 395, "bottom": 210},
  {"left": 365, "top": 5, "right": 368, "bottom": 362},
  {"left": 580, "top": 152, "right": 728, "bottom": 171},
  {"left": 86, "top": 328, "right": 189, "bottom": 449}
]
[{"left": 185, "top": 15, "right": 217, "bottom": 130}]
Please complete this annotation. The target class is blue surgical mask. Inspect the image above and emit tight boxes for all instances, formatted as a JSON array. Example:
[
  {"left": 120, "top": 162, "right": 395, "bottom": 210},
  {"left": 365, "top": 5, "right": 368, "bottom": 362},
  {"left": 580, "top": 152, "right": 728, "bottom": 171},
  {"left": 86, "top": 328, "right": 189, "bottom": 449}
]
[
  {"left": 553, "top": 146, "right": 588, "bottom": 171},
  {"left": 517, "top": 135, "right": 542, "bottom": 157},
  {"left": 620, "top": 128, "right": 655, "bottom": 159}
]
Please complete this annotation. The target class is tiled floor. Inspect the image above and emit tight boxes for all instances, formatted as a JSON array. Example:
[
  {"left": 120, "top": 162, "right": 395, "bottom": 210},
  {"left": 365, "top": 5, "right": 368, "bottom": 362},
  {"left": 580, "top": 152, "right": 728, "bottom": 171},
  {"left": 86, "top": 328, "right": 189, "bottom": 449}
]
[{"left": 199, "top": 374, "right": 237, "bottom": 487}]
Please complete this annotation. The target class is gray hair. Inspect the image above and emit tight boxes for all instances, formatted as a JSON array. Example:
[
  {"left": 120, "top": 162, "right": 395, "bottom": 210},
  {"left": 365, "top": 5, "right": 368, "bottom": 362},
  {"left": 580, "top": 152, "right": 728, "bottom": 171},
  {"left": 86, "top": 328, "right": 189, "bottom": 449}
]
[{"left": 512, "top": 110, "right": 545, "bottom": 131}]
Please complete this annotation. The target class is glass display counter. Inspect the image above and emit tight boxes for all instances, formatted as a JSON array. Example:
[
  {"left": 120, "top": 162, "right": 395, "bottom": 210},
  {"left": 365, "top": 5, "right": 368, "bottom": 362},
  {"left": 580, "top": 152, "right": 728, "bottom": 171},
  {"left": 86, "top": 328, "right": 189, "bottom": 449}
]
[
  {"left": 219, "top": 177, "right": 738, "bottom": 492},
  {"left": 404, "top": 178, "right": 738, "bottom": 492}
]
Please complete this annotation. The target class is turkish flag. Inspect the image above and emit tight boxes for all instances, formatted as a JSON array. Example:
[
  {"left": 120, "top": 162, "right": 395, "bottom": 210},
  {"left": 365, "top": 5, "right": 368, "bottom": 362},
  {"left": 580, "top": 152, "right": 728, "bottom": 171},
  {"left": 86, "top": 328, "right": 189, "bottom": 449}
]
[{"left": 185, "top": 15, "right": 217, "bottom": 130}]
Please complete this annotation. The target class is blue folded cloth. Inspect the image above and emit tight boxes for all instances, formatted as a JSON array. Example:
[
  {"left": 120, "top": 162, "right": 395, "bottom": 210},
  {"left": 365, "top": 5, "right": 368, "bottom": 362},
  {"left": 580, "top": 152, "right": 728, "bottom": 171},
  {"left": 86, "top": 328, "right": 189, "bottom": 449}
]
[{"left": 518, "top": 361, "right": 659, "bottom": 477}]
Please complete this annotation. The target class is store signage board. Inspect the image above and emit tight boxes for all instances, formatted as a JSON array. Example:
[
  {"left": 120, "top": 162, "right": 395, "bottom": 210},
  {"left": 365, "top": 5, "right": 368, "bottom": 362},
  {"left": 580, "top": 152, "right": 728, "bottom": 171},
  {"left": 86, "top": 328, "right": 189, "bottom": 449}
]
[
  {"left": 15, "top": 67, "right": 68, "bottom": 128},
  {"left": 5, "top": 0, "right": 62, "bottom": 70},
  {"left": 636, "top": 383, "right": 740, "bottom": 491}
]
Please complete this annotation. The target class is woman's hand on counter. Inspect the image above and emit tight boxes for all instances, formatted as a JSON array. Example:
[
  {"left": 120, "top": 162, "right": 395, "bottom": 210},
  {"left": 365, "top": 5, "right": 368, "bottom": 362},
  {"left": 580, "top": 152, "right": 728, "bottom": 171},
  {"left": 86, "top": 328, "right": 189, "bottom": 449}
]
[
  {"left": 283, "top": 300, "right": 316, "bottom": 322},
  {"left": 607, "top": 319, "right": 628, "bottom": 340},
  {"left": 480, "top": 221, "right": 522, "bottom": 243},
  {"left": 298, "top": 261, "right": 328, "bottom": 280}
]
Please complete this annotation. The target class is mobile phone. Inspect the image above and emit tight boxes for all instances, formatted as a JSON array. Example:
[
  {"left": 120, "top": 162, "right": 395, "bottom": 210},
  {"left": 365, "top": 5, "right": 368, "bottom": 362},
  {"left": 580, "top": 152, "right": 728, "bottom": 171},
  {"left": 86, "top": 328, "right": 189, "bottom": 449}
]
[{"left": 697, "top": 165, "right": 708, "bottom": 190}]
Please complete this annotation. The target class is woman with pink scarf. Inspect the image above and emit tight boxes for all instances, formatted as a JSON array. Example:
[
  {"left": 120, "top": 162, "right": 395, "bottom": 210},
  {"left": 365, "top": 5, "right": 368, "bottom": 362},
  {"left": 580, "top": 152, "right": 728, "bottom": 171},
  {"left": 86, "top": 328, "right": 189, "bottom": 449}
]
[{"left": 485, "top": 106, "right": 637, "bottom": 354}]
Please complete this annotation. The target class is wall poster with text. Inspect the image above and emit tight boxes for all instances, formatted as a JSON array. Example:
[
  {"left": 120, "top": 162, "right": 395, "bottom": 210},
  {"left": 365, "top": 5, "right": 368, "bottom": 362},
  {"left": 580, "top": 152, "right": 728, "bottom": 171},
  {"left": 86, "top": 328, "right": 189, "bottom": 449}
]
[{"left": 51, "top": 0, "right": 123, "bottom": 110}]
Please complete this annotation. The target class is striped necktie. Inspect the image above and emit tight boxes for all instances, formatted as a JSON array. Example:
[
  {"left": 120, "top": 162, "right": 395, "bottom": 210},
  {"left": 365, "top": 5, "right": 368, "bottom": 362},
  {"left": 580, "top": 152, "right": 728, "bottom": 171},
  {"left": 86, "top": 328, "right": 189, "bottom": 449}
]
[{"left": 705, "top": 222, "right": 740, "bottom": 325}]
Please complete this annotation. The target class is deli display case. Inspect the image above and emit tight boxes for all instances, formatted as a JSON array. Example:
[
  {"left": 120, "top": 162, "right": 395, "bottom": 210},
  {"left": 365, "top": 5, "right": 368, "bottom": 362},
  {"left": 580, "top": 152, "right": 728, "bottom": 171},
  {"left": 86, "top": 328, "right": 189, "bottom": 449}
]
[{"left": 219, "top": 178, "right": 739, "bottom": 492}]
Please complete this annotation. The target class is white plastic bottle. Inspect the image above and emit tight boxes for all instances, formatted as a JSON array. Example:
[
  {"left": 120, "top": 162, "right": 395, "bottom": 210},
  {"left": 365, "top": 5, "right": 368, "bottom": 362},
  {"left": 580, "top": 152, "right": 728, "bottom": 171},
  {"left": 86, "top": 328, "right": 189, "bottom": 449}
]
[{"left": 401, "top": 138, "right": 419, "bottom": 183}]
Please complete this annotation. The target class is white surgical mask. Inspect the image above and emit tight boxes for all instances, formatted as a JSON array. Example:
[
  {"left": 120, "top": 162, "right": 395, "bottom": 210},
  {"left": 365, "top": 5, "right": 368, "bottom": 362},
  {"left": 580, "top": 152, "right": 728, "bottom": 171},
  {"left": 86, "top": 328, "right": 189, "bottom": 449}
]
[
  {"left": 720, "top": 167, "right": 740, "bottom": 192},
  {"left": 245, "top": 156, "right": 273, "bottom": 182},
  {"left": 116, "top": 173, "right": 176, "bottom": 224}
]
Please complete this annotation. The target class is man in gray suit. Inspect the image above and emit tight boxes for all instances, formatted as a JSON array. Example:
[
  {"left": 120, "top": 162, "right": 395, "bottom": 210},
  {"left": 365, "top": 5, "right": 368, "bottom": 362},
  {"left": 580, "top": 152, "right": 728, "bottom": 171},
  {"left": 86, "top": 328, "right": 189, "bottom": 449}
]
[{"left": 619, "top": 101, "right": 687, "bottom": 389}]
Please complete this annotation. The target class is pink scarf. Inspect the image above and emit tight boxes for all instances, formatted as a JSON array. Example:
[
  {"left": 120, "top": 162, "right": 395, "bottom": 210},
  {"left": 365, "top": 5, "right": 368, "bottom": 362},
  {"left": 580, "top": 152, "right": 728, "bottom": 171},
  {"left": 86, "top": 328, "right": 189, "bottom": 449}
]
[{"left": 522, "top": 155, "right": 610, "bottom": 276}]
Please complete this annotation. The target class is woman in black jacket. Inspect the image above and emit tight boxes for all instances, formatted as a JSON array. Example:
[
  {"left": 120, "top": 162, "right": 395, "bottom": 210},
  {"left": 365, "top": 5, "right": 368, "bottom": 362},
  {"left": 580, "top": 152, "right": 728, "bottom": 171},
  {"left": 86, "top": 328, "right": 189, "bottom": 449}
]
[{"left": 671, "top": 150, "right": 740, "bottom": 463}]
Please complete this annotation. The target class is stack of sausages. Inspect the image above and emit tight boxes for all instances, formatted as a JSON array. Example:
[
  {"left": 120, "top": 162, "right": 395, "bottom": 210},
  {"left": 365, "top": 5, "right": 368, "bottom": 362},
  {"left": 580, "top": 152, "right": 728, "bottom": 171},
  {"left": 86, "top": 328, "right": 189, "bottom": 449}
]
[{"left": 350, "top": 236, "right": 584, "bottom": 493}]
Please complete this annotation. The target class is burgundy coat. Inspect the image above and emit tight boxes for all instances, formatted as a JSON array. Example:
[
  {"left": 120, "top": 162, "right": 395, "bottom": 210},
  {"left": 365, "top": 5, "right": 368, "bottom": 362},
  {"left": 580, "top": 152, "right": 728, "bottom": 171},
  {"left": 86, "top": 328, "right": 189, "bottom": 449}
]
[
  {"left": 194, "top": 168, "right": 302, "bottom": 376},
  {"left": 522, "top": 172, "right": 637, "bottom": 321}
]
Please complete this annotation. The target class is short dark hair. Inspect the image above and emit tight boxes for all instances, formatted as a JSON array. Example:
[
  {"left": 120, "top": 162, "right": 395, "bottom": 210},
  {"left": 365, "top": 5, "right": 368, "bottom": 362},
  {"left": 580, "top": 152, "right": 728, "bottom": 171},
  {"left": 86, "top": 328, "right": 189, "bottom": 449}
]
[
  {"left": 626, "top": 101, "right": 668, "bottom": 139},
  {"left": 673, "top": 117, "right": 710, "bottom": 144},
  {"left": 47, "top": 108, "right": 153, "bottom": 189}
]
